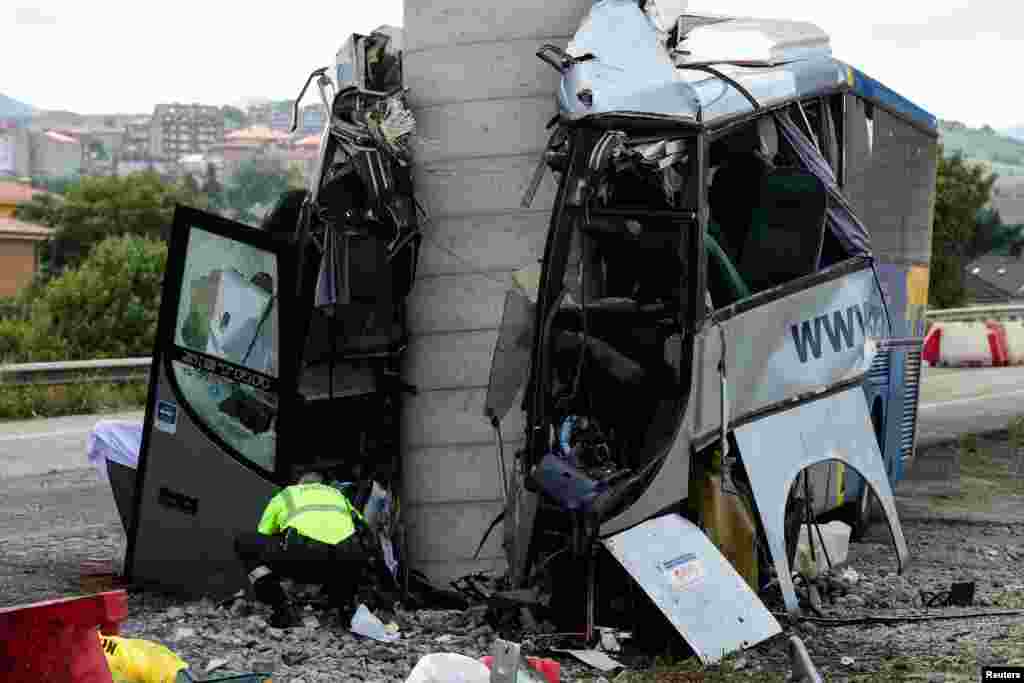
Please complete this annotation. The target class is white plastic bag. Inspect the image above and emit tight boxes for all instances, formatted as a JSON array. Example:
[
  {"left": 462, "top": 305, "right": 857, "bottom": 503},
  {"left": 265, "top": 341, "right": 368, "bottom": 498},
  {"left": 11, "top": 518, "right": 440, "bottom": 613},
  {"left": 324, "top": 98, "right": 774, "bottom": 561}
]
[
  {"left": 351, "top": 603, "right": 400, "bottom": 642},
  {"left": 796, "top": 521, "right": 851, "bottom": 578},
  {"left": 404, "top": 653, "right": 490, "bottom": 683}
]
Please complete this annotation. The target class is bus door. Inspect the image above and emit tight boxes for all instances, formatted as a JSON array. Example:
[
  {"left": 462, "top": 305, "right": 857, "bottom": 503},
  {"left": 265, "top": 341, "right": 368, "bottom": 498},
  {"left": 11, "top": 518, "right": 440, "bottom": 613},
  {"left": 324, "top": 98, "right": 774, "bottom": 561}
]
[{"left": 126, "top": 206, "right": 296, "bottom": 599}]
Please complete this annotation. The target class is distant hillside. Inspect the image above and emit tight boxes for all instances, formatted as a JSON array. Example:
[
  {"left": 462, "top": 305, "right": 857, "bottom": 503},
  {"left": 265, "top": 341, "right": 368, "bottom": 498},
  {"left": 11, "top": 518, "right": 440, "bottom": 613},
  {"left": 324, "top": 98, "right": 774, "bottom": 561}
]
[
  {"left": 1005, "top": 126, "right": 1024, "bottom": 143},
  {"left": 939, "top": 120, "right": 1024, "bottom": 178},
  {"left": 0, "top": 93, "right": 33, "bottom": 118}
]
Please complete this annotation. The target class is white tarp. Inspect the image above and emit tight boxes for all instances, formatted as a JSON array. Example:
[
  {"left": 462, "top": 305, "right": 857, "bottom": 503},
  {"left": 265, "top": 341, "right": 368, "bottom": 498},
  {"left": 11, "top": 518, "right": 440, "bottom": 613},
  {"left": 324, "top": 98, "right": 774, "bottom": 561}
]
[{"left": 87, "top": 419, "right": 143, "bottom": 482}]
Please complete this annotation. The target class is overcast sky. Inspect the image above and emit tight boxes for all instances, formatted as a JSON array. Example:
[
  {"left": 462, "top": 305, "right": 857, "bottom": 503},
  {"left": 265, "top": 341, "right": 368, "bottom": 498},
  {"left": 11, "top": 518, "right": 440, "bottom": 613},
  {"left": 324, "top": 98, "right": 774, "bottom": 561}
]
[{"left": 4, "top": 1, "right": 1018, "bottom": 129}]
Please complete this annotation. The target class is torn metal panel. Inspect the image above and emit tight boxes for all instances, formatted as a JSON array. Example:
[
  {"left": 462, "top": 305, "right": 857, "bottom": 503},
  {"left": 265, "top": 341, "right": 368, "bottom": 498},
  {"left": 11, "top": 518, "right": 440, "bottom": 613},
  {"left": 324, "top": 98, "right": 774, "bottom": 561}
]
[
  {"left": 695, "top": 260, "right": 887, "bottom": 446},
  {"left": 734, "top": 386, "right": 909, "bottom": 615},
  {"left": 558, "top": 0, "right": 849, "bottom": 124},
  {"left": 598, "top": 412, "right": 690, "bottom": 536},
  {"left": 672, "top": 15, "right": 832, "bottom": 66},
  {"left": 602, "top": 513, "right": 782, "bottom": 665}
]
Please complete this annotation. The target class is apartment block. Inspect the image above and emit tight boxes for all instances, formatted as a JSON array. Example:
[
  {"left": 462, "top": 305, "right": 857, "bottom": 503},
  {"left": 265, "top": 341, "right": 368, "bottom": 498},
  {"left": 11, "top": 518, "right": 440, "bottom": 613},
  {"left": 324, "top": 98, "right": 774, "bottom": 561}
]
[{"left": 150, "top": 103, "right": 225, "bottom": 160}]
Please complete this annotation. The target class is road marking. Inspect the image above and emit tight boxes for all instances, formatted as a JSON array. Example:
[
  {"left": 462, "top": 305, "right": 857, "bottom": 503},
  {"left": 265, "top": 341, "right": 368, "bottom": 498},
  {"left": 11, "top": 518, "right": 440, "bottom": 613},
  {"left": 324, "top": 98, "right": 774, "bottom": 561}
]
[
  {"left": 920, "top": 387, "right": 1024, "bottom": 411},
  {"left": 0, "top": 428, "right": 92, "bottom": 443}
]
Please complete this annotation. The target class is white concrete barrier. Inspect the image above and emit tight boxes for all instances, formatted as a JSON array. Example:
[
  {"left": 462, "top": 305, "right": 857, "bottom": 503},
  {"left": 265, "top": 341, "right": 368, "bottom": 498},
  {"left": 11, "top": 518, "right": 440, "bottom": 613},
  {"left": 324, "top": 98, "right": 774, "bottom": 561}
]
[
  {"left": 1002, "top": 320, "right": 1024, "bottom": 365},
  {"left": 936, "top": 321, "right": 994, "bottom": 367}
]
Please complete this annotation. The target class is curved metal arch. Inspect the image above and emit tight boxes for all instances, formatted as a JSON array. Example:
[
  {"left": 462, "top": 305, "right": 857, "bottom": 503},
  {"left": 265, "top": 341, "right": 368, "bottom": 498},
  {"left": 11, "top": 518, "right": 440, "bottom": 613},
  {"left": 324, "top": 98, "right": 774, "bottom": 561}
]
[{"left": 733, "top": 385, "right": 909, "bottom": 615}]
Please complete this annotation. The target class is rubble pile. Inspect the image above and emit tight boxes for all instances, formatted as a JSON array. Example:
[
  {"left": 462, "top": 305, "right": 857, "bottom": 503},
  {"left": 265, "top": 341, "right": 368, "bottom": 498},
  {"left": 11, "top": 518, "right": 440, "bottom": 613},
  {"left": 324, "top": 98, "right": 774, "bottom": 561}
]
[
  {"left": 116, "top": 592, "right": 595, "bottom": 683},
  {"left": 788, "top": 522, "right": 1024, "bottom": 615}
]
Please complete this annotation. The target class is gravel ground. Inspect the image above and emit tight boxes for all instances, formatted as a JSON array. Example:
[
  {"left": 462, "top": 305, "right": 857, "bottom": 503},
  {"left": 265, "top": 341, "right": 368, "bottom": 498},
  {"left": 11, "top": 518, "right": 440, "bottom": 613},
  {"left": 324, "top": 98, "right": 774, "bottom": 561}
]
[{"left": 4, "top": 437, "right": 1024, "bottom": 682}]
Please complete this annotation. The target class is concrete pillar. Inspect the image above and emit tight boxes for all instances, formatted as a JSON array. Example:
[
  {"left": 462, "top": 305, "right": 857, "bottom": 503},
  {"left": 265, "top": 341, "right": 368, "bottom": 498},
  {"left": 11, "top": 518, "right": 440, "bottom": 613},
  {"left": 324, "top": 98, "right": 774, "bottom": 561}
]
[{"left": 401, "top": 0, "right": 591, "bottom": 585}]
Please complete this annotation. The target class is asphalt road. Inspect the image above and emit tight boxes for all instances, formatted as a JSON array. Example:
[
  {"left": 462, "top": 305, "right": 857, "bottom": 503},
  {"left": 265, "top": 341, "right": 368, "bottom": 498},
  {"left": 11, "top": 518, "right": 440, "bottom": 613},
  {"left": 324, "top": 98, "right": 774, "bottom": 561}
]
[
  {"left": 917, "top": 364, "right": 1024, "bottom": 447},
  {"left": 0, "top": 410, "right": 143, "bottom": 478}
]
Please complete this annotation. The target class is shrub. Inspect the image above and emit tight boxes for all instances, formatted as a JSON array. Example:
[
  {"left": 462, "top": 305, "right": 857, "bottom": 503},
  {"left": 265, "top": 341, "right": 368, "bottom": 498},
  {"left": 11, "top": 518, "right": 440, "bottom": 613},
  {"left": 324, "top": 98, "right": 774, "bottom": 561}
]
[
  {"left": 0, "top": 381, "right": 148, "bottom": 420},
  {"left": 0, "top": 319, "right": 30, "bottom": 363},
  {"left": 28, "top": 234, "right": 167, "bottom": 361}
]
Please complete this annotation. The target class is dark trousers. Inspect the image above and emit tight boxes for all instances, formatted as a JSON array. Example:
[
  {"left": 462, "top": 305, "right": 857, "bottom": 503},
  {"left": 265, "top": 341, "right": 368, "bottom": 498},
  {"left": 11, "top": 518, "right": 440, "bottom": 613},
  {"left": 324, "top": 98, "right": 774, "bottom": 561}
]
[{"left": 235, "top": 530, "right": 365, "bottom": 609}]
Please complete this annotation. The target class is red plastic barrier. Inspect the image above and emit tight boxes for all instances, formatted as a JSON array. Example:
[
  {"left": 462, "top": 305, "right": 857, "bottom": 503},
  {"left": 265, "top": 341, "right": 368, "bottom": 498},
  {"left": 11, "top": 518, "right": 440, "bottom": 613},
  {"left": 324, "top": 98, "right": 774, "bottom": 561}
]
[
  {"left": 986, "top": 321, "right": 1010, "bottom": 366},
  {"left": 481, "top": 655, "right": 560, "bottom": 683},
  {"left": 0, "top": 590, "right": 128, "bottom": 683},
  {"left": 922, "top": 324, "right": 942, "bottom": 366}
]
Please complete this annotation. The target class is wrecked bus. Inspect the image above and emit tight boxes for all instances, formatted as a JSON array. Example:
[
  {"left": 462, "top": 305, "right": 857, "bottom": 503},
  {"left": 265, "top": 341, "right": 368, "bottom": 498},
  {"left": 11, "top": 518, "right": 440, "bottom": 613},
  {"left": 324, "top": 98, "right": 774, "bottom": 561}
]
[
  {"left": 123, "top": 28, "right": 421, "bottom": 598},
  {"left": 484, "top": 0, "right": 936, "bottom": 661}
]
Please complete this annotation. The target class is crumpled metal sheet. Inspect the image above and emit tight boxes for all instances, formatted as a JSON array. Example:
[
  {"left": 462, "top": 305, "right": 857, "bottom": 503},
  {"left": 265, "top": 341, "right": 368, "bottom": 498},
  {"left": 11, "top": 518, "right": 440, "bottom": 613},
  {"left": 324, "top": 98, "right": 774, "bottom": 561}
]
[
  {"left": 558, "top": 0, "right": 848, "bottom": 123},
  {"left": 734, "top": 385, "right": 909, "bottom": 615},
  {"left": 603, "top": 513, "right": 782, "bottom": 664}
]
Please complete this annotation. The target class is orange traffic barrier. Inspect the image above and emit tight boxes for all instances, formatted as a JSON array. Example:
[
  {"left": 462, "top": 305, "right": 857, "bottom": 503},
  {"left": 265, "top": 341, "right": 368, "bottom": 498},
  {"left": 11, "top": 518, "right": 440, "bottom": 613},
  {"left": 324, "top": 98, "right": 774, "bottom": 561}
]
[{"left": 0, "top": 590, "right": 127, "bottom": 683}]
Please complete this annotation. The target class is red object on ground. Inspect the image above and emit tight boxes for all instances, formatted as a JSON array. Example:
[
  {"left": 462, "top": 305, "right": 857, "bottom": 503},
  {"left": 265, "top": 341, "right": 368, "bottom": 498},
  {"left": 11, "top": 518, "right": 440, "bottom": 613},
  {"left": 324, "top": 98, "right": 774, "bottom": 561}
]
[
  {"left": 986, "top": 321, "right": 1010, "bottom": 366},
  {"left": 481, "top": 655, "right": 560, "bottom": 683},
  {"left": 922, "top": 324, "right": 942, "bottom": 366},
  {"left": 0, "top": 590, "right": 128, "bottom": 683}
]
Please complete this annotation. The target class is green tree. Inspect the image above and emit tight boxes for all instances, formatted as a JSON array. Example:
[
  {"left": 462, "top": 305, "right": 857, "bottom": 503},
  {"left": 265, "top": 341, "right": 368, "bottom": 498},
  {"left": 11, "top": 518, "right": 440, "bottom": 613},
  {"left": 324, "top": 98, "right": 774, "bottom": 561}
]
[
  {"left": 929, "top": 146, "right": 998, "bottom": 308},
  {"left": 15, "top": 172, "right": 207, "bottom": 271},
  {"left": 223, "top": 158, "right": 292, "bottom": 225},
  {"left": 968, "top": 206, "right": 1006, "bottom": 261},
  {"left": 180, "top": 173, "right": 201, "bottom": 197},
  {"left": 29, "top": 173, "right": 80, "bottom": 195},
  {"left": 22, "top": 235, "right": 168, "bottom": 361},
  {"left": 202, "top": 162, "right": 223, "bottom": 199},
  {"left": 13, "top": 192, "right": 62, "bottom": 227}
]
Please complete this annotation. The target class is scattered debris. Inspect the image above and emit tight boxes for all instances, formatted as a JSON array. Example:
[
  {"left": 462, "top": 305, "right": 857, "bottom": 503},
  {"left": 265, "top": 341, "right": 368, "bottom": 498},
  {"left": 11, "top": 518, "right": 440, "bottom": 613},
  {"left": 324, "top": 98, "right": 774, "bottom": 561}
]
[
  {"left": 788, "top": 636, "right": 822, "bottom": 683},
  {"left": 598, "top": 628, "right": 621, "bottom": 653},
  {"left": 840, "top": 656, "right": 855, "bottom": 666},
  {"left": 351, "top": 603, "right": 400, "bottom": 643},
  {"left": 552, "top": 649, "right": 624, "bottom": 672},
  {"left": 404, "top": 653, "right": 490, "bottom": 683},
  {"left": 169, "top": 627, "right": 196, "bottom": 642},
  {"left": 204, "top": 658, "right": 229, "bottom": 673},
  {"left": 841, "top": 568, "right": 861, "bottom": 584}
]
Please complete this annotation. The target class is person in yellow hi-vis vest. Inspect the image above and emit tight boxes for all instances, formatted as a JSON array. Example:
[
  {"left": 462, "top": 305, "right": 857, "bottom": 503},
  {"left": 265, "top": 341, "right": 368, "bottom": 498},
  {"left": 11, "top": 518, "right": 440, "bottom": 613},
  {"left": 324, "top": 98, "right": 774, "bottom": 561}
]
[{"left": 234, "top": 471, "right": 369, "bottom": 628}]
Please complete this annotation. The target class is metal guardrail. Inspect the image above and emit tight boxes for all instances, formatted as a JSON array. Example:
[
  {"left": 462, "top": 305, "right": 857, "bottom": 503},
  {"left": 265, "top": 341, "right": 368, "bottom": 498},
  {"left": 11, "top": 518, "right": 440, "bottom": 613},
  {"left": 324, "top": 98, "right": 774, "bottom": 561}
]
[
  {"left": 0, "top": 311, "right": 1012, "bottom": 386},
  {"left": 926, "top": 303, "right": 1024, "bottom": 323},
  {"left": 0, "top": 358, "right": 151, "bottom": 386}
]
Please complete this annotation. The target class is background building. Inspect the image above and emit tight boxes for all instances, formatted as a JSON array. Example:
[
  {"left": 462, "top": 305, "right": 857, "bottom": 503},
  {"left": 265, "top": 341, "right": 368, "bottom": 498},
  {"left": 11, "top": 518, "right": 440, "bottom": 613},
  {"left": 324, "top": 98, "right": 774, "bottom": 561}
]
[
  {"left": 121, "top": 120, "right": 152, "bottom": 162},
  {"left": 149, "top": 103, "right": 225, "bottom": 160},
  {"left": 0, "top": 181, "right": 54, "bottom": 297}
]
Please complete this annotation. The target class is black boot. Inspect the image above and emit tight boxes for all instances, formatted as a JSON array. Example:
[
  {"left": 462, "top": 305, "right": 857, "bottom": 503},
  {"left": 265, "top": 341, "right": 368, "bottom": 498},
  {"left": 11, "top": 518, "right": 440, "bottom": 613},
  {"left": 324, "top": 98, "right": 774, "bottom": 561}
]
[
  {"left": 268, "top": 602, "right": 303, "bottom": 629},
  {"left": 253, "top": 575, "right": 302, "bottom": 629}
]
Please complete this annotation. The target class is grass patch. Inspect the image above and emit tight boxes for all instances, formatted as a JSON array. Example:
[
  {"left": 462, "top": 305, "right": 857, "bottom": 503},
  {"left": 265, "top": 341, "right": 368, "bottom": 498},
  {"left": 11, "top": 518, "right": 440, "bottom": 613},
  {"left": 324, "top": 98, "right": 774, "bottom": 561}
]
[
  {"left": 589, "top": 654, "right": 789, "bottom": 683},
  {"left": 992, "top": 623, "right": 1024, "bottom": 666},
  {"left": 572, "top": 649, "right": 985, "bottom": 682},
  {"left": 0, "top": 381, "right": 147, "bottom": 420},
  {"left": 991, "top": 588, "right": 1024, "bottom": 609},
  {"left": 927, "top": 430, "right": 1024, "bottom": 512}
]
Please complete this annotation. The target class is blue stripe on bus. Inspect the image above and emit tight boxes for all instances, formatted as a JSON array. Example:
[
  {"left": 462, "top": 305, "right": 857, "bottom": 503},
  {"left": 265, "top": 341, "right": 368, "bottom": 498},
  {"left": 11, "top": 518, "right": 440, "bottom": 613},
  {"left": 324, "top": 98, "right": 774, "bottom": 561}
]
[{"left": 849, "top": 68, "right": 938, "bottom": 132}]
